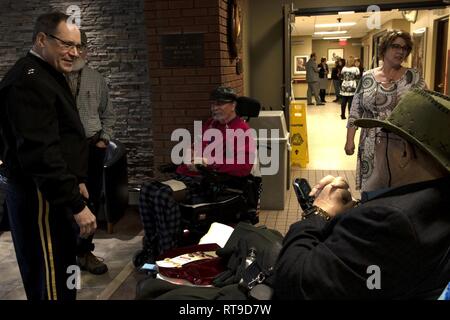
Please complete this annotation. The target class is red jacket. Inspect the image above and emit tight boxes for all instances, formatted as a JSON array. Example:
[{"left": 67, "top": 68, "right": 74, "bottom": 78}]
[{"left": 176, "top": 117, "right": 255, "bottom": 177}]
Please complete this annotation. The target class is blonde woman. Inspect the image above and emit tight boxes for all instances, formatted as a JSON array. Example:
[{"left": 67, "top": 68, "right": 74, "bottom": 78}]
[{"left": 340, "top": 56, "right": 360, "bottom": 119}]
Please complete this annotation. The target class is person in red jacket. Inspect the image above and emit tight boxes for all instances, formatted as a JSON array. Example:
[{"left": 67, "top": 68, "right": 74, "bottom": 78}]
[{"left": 134, "top": 87, "right": 256, "bottom": 267}]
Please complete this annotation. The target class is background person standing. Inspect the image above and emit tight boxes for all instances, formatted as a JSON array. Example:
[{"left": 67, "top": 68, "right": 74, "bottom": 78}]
[
  {"left": 306, "top": 53, "right": 324, "bottom": 106},
  {"left": 66, "top": 30, "right": 116, "bottom": 275}
]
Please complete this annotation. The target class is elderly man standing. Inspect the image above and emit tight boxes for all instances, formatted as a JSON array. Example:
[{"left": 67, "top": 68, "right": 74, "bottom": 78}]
[
  {"left": 274, "top": 88, "right": 450, "bottom": 299},
  {"left": 305, "top": 53, "right": 324, "bottom": 106},
  {"left": 66, "top": 30, "right": 115, "bottom": 275},
  {"left": 0, "top": 12, "right": 96, "bottom": 300}
]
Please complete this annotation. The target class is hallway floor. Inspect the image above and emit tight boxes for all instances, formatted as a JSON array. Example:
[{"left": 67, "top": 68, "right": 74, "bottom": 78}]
[{"left": 0, "top": 98, "right": 361, "bottom": 300}]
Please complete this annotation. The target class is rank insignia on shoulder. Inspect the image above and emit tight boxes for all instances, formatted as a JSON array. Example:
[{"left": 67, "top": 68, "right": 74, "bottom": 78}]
[{"left": 27, "top": 68, "right": 35, "bottom": 75}]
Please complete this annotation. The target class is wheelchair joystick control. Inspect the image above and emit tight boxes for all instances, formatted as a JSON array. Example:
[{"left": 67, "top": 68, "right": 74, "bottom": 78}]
[{"left": 245, "top": 247, "right": 257, "bottom": 268}]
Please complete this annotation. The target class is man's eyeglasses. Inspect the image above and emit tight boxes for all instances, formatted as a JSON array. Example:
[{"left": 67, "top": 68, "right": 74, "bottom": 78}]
[
  {"left": 389, "top": 43, "right": 410, "bottom": 52},
  {"left": 45, "top": 33, "right": 84, "bottom": 53}
]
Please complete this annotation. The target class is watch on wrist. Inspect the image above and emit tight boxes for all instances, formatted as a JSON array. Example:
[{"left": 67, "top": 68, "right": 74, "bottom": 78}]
[{"left": 302, "top": 205, "right": 331, "bottom": 221}]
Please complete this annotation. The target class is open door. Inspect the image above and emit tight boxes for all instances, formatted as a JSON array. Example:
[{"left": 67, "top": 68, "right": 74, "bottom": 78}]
[
  {"left": 282, "top": 3, "right": 293, "bottom": 127},
  {"left": 435, "top": 17, "right": 449, "bottom": 93},
  {"left": 282, "top": 3, "right": 293, "bottom": 191}
]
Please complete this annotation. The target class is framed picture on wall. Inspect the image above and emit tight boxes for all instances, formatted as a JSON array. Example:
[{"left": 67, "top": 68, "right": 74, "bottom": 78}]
[
  {"left": 293, "top": 55, "right": 308, "bottom": 75},
  {"left": 372, "top": 30, "right": 386, "bottom": 69},
  {"left": 327, "top": 48, "right": 344, "bottom": 63},
  {"left": 412, "top": 28, "right": 427, "bottom": 77}
]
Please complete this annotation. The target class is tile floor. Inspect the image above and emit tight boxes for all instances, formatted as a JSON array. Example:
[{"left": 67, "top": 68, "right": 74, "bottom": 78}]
[{"left": 0, "top": 99, "right": 361, "bottom": 300}]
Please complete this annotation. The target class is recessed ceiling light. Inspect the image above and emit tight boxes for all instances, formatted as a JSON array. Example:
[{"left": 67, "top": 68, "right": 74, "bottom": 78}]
[
  {"left": 316, "top": 22, "right": 356, "bottom": 28},
  {"left": 413, "top": 27, "right": 426, "bottom": 34},
  {"left": 338, "top": 11, "right": 355, "bottom": 15},
  {"left": 314, "top": 31, "right": 348, "bottom": 35},
  {"left": 323, "top": 36, "right": 352, "bottom": 40}
]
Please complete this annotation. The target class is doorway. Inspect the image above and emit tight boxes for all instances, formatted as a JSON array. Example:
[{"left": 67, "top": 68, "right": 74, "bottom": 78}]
[{"left": 434, "top": 17, "right": 449, "bottom": 93}]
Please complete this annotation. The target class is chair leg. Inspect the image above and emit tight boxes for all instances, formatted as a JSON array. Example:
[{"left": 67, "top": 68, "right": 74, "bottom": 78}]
[{"left": 107, "top": 222, "right": 114, "bottom": 234}]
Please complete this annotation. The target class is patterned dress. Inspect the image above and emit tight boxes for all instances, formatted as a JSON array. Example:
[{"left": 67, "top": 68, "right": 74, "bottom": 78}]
[
  {"left": 347, "top": 68, "right": 426, "bottom": 191},
  {"left": 340, "top": 66, "right": 360, "bottom": 96}
]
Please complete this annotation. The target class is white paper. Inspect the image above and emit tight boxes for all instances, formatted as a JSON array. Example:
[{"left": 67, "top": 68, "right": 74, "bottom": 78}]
[
  {"left": 198, "top": 222, "right": 234, "bottom": 248},
  {"left": 160, "top": 179, "right": 187, "bottom": 192}
]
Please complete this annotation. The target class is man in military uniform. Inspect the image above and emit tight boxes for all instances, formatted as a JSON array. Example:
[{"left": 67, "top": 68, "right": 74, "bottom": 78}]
[{"left": 0, "top": 12, "right": 96, "bottom": 300}]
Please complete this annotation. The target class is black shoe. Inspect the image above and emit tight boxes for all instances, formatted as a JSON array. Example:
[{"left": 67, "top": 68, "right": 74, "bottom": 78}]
[
  {"left": 341, "top": 115, "right": 346, "bottom": 119},
  {"left": 332, "top": 99, "right": 339, "bottom": 102},
  {"left": 133, "top": 247, "right": 155, "bottom": 268},
  {"left": 316, "top": 103, "right": 325, "bottom": 106},
  {"left": 307, "top": 103, "right": 314, "bottom": 106}
]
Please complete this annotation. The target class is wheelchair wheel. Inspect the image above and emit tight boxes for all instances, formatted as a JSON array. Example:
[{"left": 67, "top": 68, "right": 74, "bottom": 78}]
[{"left": 132, "top": 248, "right": 155, "bottom": 268}]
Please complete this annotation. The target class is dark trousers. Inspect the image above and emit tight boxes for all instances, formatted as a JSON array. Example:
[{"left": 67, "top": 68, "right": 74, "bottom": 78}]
[
  {"left": 341, "top": 95, "right": 354, "bottom": 117},
  {"left": 76, "top": 141, "right": 106, "bottom": 255},
  {"left": 333, "top": 80, "right": 341, "bottom": 100},
  {"left": 319, "top": 89, "right": 326, "bottom": 102},
  {"left": 5, "top": 177, "right": 77, "bottom": 300}
]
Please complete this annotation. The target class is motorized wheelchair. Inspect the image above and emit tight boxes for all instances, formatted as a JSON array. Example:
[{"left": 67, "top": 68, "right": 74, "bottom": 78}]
[{"left": 132, "top": 96, "right": 262, "bottom": 267}]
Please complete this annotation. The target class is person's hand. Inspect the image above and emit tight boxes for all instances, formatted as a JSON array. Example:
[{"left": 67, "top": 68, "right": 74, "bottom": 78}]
[
  {"left": 96, "top": 140, "right": 108, "bottom": 148},
  {"left": 345, "top": 140, "right": 355, "bottom": 155},
  {"left": 79, "top": 183, "right": 89, "bottom": 199},
  {"left": 187, "top": 157, "right": 208, "bottom": 172},
  {"left": 74, "top": 206, "right": 97, "bottom": 238},
  {"left": 310, "top": 175, "right": 355, "bottom": 218}
]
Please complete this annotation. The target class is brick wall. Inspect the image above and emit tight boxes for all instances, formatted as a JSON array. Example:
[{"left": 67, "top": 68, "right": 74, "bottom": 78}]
[
  {"left": 144, "top": 0, "right": 244, "bottom": 174},
  {"left": 0, "top": 0, "right": 152, "bottom": 187},
  {"left": 0, "top": 0, "right": 245, "bottom": 186}
]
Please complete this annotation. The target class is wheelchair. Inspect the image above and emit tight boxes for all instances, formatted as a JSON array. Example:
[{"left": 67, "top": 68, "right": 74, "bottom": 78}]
[
  {"left": 133, "top": 96, "right": 262, "bottom": 267},
  {"left": 96, "top": 139, "right": 129, "bottom": 233}
]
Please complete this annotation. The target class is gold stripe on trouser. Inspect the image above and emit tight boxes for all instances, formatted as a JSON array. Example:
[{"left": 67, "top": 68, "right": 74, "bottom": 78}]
[{"left": 37, "top": 190, "right": 58, "bottom": 300}]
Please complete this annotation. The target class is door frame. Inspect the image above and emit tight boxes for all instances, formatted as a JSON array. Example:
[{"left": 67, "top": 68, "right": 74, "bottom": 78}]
[{"left": 284, "top": 1, "right": 449, "bottom": 119}]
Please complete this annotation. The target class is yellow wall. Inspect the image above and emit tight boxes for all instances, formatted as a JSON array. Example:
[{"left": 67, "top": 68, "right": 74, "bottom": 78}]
[
  {"left": 312, "top": 39, "right": 362, "bottom": 63},
  {"left": 292, "top": 37, "right": 363, "bottom": 98},
  {"left": 362, "top": 19, "right": 412, "bottom": 70},
  {"left": 361, "top": 8, "right": 450, "bottom": 89},
  {"left": 410, "top": 8, "right": 450, "bottom": 88}
]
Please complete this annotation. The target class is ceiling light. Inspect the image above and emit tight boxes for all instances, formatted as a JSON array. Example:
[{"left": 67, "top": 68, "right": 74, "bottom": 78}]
[
  {"left": 314, "top": 31, "right": 348, "bottom": 35},
  {"left": 323, "top": 36, "right": 352, "bottom": 40},
  {"left": 316, "top": 22, "right": 356, "bottom": 28},
  {"left": 338, "top": 11, "right": 355, "bottom": 15},
  {"left": 413, "top": 27, "right": 426, "bottom": 34}
]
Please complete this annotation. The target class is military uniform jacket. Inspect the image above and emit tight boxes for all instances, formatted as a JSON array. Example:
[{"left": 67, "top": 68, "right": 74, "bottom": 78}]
[{"left": 0, "top": 53, "right": 88, "bottom": 214}]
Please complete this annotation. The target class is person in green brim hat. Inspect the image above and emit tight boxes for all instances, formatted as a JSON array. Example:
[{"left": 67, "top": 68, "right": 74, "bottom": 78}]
[{"left": 274, "top": 88, "right": 450, "bottom": 300}]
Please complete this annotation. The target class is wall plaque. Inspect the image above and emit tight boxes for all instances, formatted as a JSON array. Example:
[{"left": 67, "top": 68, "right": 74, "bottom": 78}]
[{"left": 161, "top": 33, "right": 204, "bottom": 67}]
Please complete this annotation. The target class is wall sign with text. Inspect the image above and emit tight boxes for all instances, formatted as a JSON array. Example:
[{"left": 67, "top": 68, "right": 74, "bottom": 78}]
[{"left": 161, "top": 33, "right": 204, "bottom": 67}]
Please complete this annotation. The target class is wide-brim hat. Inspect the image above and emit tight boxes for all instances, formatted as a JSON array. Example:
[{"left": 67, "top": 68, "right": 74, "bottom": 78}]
[
  {"left": 210, "top": 86, "right": 237, "bottom": 103},
  {"left": 354, "top": 88, "right": 450, "bottom": 173}
]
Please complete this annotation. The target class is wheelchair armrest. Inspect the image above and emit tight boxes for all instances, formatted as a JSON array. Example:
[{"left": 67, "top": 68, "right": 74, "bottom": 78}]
[
  {"left": 195, "top": 165, "right": 235, "bottom": 184},
  {"left": 158, "top": 163, "right": 178, "bottom": 173}
]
